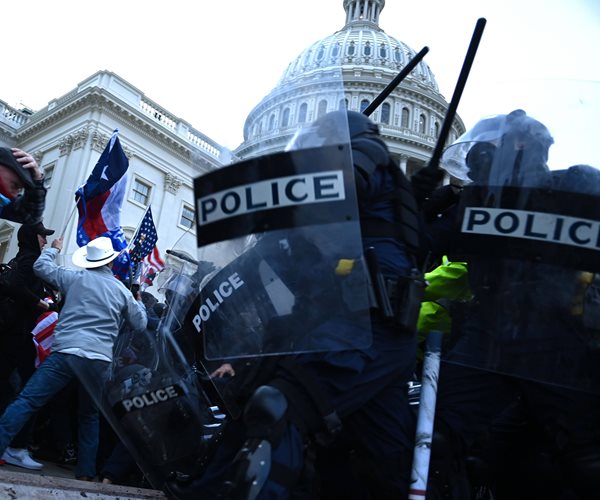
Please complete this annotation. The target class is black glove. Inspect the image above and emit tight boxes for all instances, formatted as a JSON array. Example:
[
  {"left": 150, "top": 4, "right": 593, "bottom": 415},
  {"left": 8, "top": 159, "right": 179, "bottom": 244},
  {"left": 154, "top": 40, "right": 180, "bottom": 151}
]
[
  {"left": 421, "top": 185, "right": 461, "bottom": 222},
  {"left": 411, "top": 166, "right": 445, "bottom": 204}
]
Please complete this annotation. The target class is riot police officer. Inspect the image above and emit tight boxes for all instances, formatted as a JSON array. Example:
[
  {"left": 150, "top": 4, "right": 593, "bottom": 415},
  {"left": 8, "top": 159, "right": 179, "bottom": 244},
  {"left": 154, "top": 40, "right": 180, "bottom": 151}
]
[
  {"left": 426, "top": 110, "right": 600, "bottom": 499},
  {"left": 165, "top": 110, "right": 439, "bottom": 500}
]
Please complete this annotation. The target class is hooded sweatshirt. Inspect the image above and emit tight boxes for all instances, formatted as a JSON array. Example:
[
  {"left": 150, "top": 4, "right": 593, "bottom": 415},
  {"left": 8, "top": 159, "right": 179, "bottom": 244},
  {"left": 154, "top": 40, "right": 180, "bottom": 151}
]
[{"left": 10, "top": 224, "right": 48, "bottom": 312}]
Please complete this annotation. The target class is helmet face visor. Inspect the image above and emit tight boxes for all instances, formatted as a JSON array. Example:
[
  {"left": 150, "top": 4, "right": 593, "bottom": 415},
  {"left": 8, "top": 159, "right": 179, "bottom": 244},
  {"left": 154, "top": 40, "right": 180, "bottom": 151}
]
[
  {"left": 285, "top": 125, "right": 328, "bottom": 151},
  {"left": 285, "top": 110, "right": 351, "bottom": 152},
  {"left": 441, "top": 110, "right": 553, "bottom": 185}
]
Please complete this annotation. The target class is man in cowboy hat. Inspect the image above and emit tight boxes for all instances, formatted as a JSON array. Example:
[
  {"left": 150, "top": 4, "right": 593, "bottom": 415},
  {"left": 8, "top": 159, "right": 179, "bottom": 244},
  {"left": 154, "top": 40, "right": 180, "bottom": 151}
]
[
  {"left": 0, "top": 147, "right": 47, "bottom": 224},
  {"left": 0, "top": 235, "right": 147, "bottom": 480}
]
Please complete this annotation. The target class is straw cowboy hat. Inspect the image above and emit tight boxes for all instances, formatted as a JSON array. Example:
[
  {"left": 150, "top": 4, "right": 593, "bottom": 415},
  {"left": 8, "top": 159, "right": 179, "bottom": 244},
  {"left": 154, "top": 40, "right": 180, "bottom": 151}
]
[{"left": 72, "top": 236, "right": 121, "bottom": 269}]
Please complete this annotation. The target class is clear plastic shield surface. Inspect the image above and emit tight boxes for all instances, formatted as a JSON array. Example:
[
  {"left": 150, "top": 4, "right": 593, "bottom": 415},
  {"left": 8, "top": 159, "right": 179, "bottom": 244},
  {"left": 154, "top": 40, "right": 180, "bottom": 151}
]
[
  {"left": 191, "top": 147, "right": 372, "bottom": 360},
  {"left": 439, "top": 81, "right": 600, "bottom": 393},
  {"left": 154, "top": 240, "right": 257, "bottom": 420},
  {"left": 189, "top": 92, "right": 372, "bottom": 359}
]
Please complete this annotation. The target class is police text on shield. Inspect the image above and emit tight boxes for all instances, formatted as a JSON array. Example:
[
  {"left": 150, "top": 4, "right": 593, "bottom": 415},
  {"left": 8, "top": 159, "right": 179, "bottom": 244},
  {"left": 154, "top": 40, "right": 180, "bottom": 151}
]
[
  {"left": 192, "top": 273, "right": 245, "bottom": 333},
  {"left": 121, "top": 384, "right": 183, "bottom": 413},
  {"left": 463, "top": 207, "right": 600, "bottom": 250},
  {"left": 197, "top": 171, "right": 345, "bottom": 225}
]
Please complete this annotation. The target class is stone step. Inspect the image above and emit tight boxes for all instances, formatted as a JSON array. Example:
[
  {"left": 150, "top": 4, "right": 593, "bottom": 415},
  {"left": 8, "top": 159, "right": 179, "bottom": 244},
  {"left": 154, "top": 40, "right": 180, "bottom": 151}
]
[{"left": 0, "top": 467, "right": 167, "bottom": 499}]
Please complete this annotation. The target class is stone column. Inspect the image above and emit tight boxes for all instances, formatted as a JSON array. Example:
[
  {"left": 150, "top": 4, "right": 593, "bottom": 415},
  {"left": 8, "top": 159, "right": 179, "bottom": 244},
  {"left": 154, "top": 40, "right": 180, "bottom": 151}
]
[
  {"left": 156, "top": 172, "right": 183, "bottom": 228},
  {"left": 399, "top": 154, "right": 408, "bottom": 175}
]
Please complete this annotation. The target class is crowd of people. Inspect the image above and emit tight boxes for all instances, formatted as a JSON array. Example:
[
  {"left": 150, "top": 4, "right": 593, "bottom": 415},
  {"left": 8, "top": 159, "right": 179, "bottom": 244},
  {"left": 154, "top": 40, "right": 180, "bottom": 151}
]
[{"left": 0, "top": 102, "right": 598, "bottom": 500}]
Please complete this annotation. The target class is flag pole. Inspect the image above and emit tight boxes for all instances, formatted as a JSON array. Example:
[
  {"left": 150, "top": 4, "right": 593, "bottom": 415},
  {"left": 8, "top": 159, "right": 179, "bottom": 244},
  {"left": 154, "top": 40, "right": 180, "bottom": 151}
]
[{"left": 60, "top": 197, "right": 80, "bottom": 238}]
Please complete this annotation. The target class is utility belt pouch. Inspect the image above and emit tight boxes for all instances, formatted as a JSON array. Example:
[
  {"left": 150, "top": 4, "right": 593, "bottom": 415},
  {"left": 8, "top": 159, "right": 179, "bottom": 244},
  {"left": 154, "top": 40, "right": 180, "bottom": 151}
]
[
  {"left": 387, "top": 269, "right": 426, "bottom": 332},
  {"left": 365, "top": 247, "right": 394, "bottom": 319}
]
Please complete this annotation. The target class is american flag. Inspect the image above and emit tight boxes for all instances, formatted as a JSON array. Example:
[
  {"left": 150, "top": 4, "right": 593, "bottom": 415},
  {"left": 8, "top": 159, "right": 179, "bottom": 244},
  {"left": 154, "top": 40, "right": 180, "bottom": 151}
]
[
  {"left": 130, "top": 207, "right": 158, "bottom": 264},
  {"left": 130, "top": 207, "right": 165, "bottom": 286},
  {"left": 138, "top": 247, "right": 165, "bottom": 288}
]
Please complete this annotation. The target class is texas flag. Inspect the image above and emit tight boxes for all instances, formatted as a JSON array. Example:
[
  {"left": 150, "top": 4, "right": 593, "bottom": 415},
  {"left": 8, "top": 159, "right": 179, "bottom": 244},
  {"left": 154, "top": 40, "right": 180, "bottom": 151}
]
[{"left": 75, "top": 129, "right": 130, "bottom": 280}]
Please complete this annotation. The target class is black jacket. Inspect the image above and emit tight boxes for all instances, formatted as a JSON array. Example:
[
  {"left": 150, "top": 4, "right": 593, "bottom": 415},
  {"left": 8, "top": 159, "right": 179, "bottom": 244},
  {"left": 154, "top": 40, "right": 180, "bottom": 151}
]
[{"left": 8, "top": 224, "right": 49, "bottom": 317}]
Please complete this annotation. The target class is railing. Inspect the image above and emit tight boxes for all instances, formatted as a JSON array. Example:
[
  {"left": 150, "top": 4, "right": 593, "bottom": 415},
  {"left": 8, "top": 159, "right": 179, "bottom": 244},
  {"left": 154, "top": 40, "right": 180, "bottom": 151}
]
[
  {"left": 139, "top": 100, "right": 177, "bottom": 131},
  {"left": 0, "top": 102, "right": 30, "bottom": 128},
  {"left": 186, "top": 129, "right": 222, "bottom": 158},
  {"left": 139, "top": 97, "right": 223, "bottom": 160}
]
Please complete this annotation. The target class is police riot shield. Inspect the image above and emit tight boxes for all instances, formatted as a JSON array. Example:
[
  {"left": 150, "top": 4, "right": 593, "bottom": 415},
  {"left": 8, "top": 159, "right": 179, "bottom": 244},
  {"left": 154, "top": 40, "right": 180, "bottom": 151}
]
[
  {"left": 438, "top": 81, "right": 600, "bottom": 394},
  {"left": 188, "top": 106, "right": 373, "bottom": 360}
]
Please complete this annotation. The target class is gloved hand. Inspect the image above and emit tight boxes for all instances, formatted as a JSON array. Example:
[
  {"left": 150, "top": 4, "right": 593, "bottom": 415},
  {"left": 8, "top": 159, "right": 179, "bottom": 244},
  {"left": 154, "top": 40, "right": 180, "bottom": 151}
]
[
  {"left": 411, "top": 166, "right": 445, "bottom": 204},
  {"left": 421, "top": 184, "right": 461, "bottom": 221}
]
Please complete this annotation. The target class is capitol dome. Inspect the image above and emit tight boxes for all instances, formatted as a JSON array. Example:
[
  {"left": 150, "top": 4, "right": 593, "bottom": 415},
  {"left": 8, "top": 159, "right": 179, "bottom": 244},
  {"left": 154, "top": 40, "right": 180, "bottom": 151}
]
[
  {"left": 235, "top": 0, "right": 465, "bottom": 176},
  {"left": 278, "top": 5, "right": 439, "bottom": 92}
]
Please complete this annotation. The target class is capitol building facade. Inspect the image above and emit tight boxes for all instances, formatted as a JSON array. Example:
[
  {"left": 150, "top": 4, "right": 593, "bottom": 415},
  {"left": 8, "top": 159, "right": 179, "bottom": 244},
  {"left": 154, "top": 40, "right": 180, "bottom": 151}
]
[{"left": 0, "top": 0, "right": 464, "bottom": 269}]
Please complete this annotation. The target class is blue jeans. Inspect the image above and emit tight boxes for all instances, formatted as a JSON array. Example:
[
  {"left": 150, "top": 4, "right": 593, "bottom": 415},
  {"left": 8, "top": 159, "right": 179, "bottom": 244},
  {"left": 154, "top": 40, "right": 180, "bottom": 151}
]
[{"left": 0, "top": 352, "right": 109, "bottom": 478}]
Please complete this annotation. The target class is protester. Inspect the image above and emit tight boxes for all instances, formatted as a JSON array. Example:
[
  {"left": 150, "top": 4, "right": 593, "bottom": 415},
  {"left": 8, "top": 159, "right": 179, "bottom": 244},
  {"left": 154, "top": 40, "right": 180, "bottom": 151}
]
[
  {"left": 0, "top": 222, "right": 56, "bottom": 470},
  {"left": 0, "top": 235, "right": 147, "bottom": 480},
  {"left": 0, "top": 148, "right": 46, "bottom": 224}
]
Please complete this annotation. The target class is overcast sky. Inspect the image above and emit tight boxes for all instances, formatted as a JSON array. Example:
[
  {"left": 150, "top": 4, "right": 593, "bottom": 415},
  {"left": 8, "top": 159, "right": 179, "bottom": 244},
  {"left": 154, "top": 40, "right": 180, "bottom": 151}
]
[{"left": 4, "top": 0, "right": 599, "bottom": 168}]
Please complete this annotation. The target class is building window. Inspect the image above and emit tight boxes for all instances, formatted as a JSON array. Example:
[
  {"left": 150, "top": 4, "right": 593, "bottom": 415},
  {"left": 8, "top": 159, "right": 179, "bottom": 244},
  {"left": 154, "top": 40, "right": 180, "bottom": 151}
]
[
  {"left": 394, "top": 47, "right": 403, "bottom": 63},
  {"left": 347, "top": 41, "right": 356, "bottom": 56},
  {"left": 316, "top": 45, "right": 325, "bottom": 61},
  {"left": 360, "top": 99, "right": 370, "bottom": 113},
  {"left": 379, "top": 44, "right": 387, "bottom": 58},
  {"left": 317, "top": 100, "right": 328, "bottom": 118},
  {"left": 302, "top": 49, "right": 313, "bottom": 68},
  {"left": 434, "top": 121, "right": 440, "bottom": 138},
  {"left": 401, "top": 107, "right": 410, "bottom": 128},
  {"left": 131, "top": 178, "right": 151, "bottom": 206},
  {"left": 180, "top": 204, "right": 195, "bottom": 230},
  {"left": 298, "top": 103, "right": 308, "bottom": 123},
  {"left": 43, "top": 164, "right": 55, "bottom": 188},
  {"left": 363, "top": 42, "right": 371, "bottom": 57},
  {"left": 332, "top": 43, "right": 341, "bottom": 58},
  {"left": 268, "top": 113, "right": 276, "bottom": 131},
  {"left": 419, "top": 113, "right": 427, "bottom": 134},
  {"left": 282, "top": 108, "right": 290, "bottom": 127},
  {"left": 381, "top": 103, "right": 391, "bottom": 125},
  {"left": 339, "top": 98, "right": 348, "bottom": 110}
]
